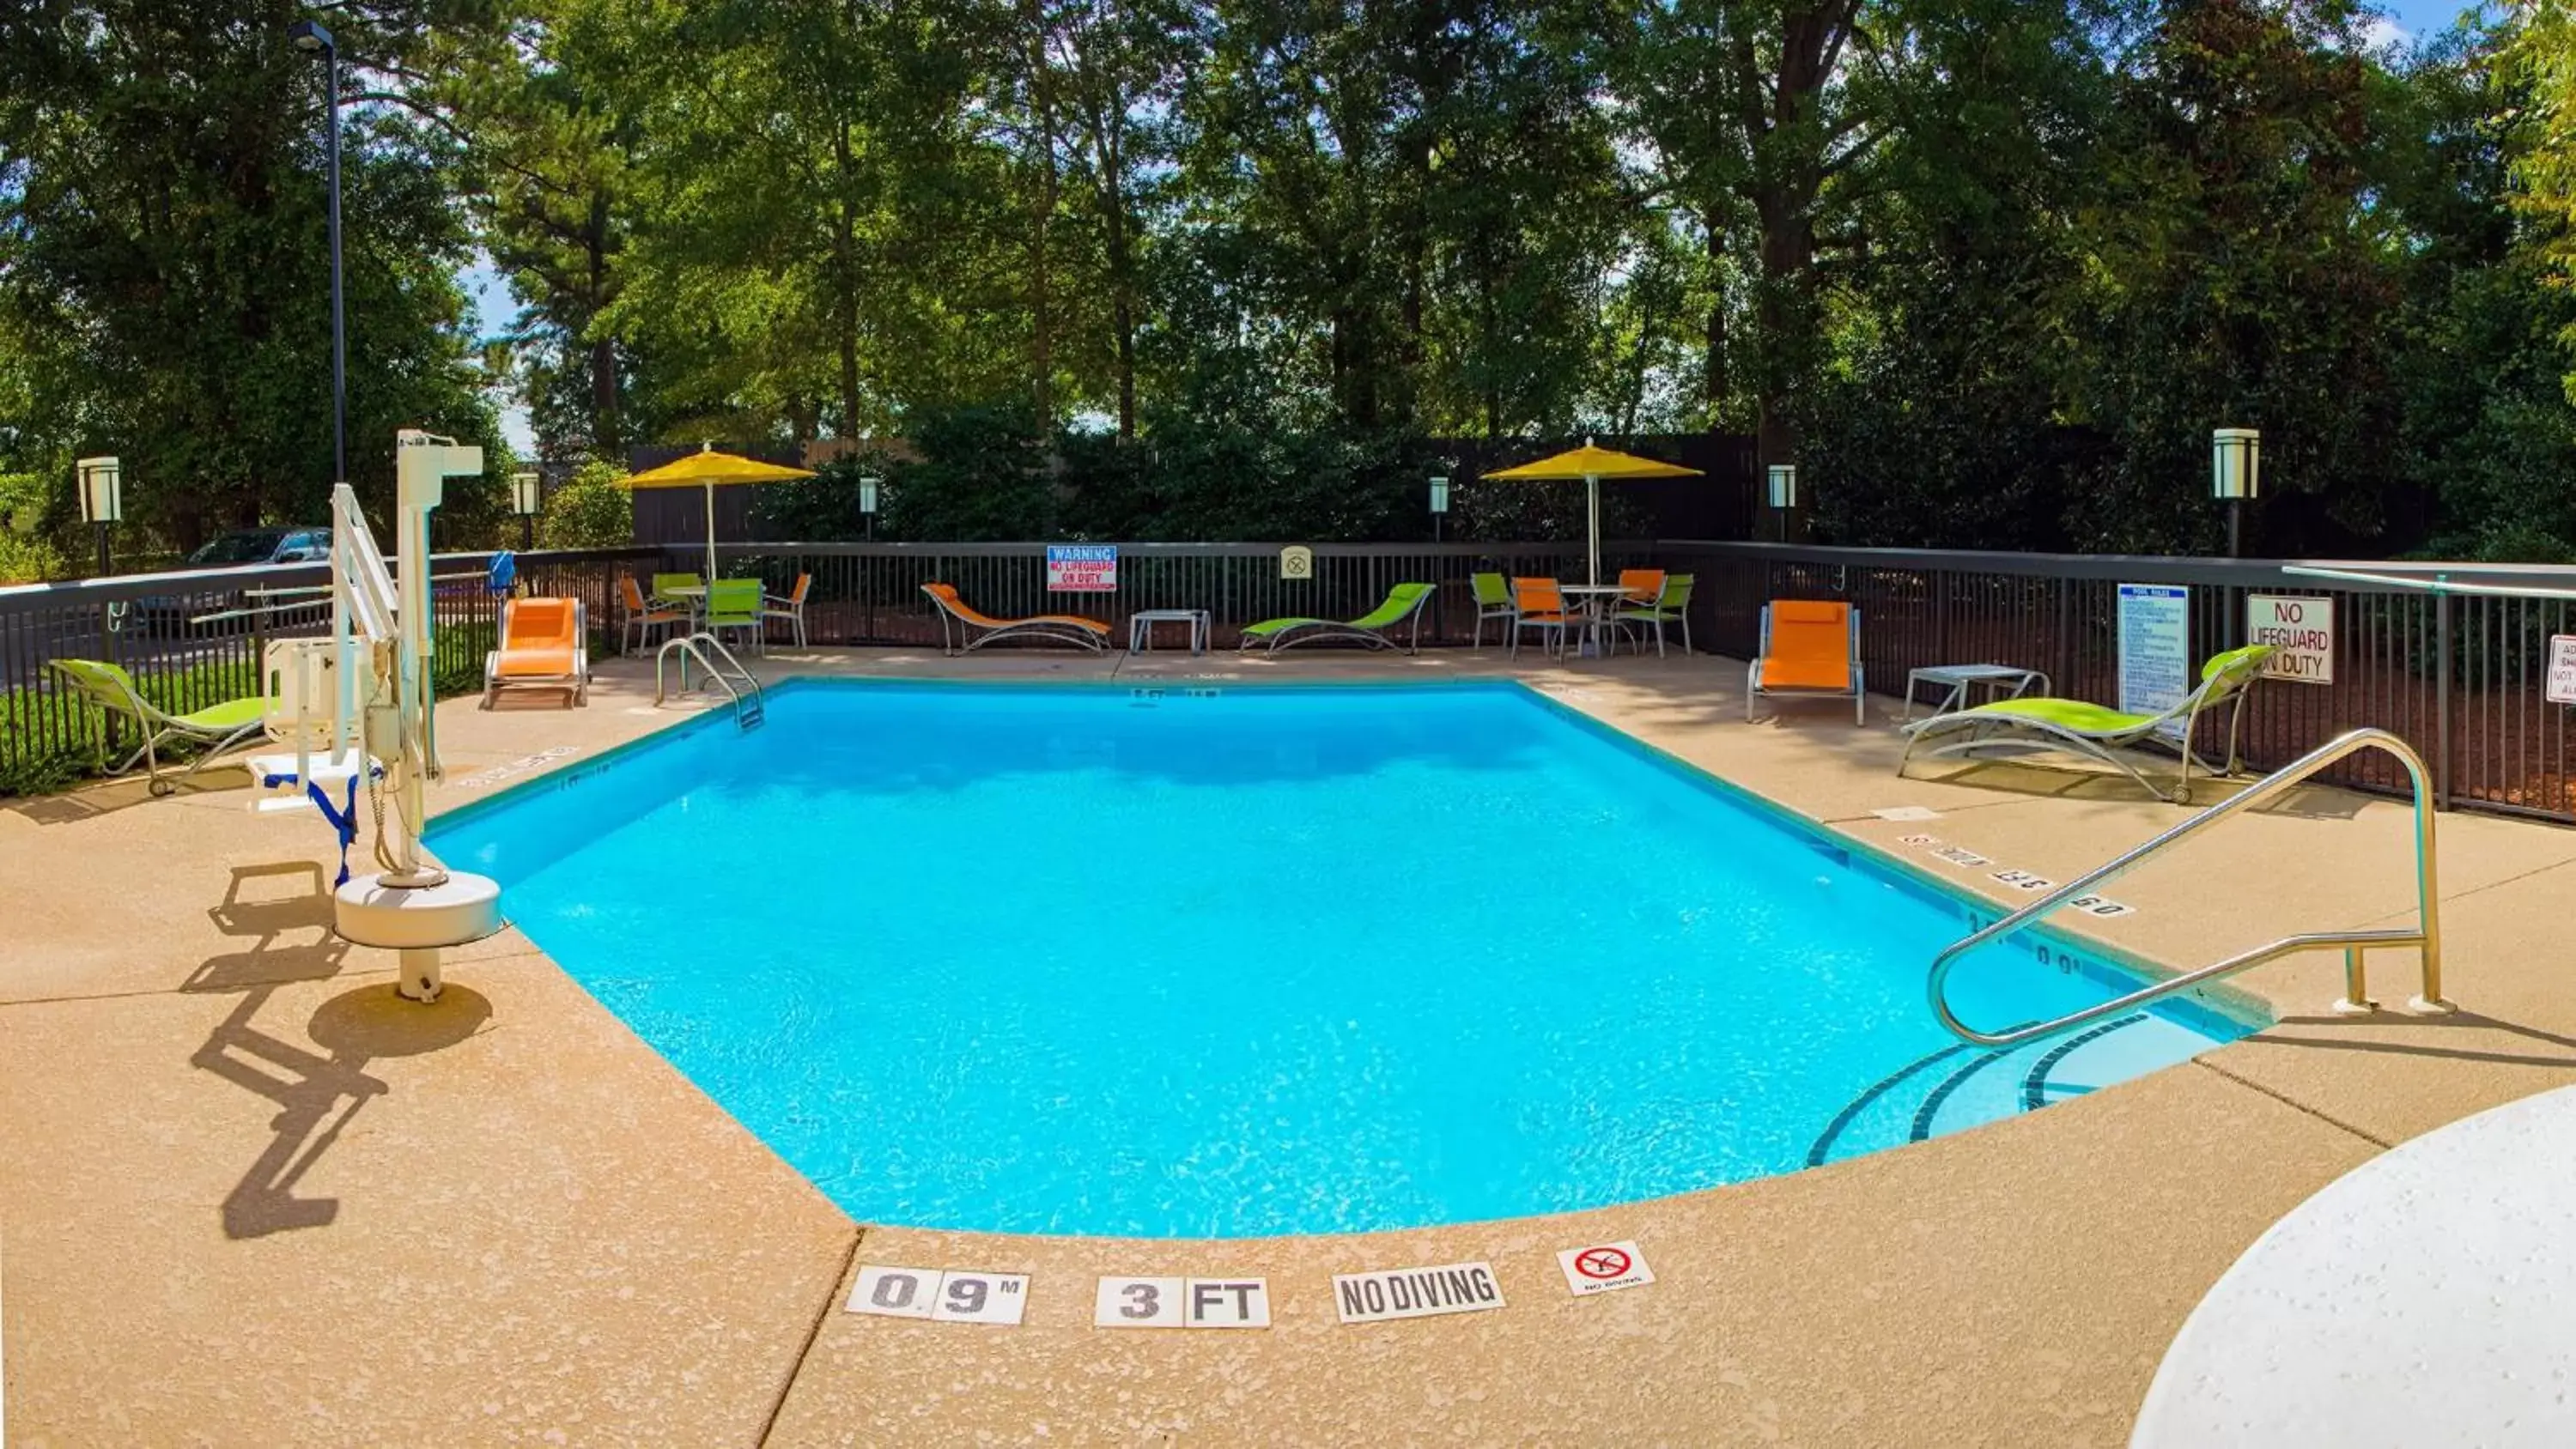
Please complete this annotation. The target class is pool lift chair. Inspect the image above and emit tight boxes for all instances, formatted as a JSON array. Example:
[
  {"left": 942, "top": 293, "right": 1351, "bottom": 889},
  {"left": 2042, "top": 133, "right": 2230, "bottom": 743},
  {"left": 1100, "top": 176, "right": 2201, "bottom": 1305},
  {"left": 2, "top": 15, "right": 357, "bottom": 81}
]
[{"left": 224, "top": 431, "right": 507, "bottom": 1003}]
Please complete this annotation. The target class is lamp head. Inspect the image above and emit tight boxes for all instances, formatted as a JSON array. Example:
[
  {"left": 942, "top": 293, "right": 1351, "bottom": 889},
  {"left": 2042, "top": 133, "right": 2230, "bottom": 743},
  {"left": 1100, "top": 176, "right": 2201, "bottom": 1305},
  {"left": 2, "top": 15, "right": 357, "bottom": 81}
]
[
  {"left": 76, "top": 456, "right": 123, "bottom": 526},
  {"left": 2212, "top": 427, "right": 2260, "bottom": 501},
  {"left": 289, "top": 18, "right": 332, "bottom": 52}
]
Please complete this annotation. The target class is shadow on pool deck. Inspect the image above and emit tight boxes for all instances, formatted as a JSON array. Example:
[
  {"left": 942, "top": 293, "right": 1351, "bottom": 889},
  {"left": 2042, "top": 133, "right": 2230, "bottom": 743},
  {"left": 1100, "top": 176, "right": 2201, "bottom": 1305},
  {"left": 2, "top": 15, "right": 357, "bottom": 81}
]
[{"left": 181, "top": 862, "right": 495, "bottom": 1239}]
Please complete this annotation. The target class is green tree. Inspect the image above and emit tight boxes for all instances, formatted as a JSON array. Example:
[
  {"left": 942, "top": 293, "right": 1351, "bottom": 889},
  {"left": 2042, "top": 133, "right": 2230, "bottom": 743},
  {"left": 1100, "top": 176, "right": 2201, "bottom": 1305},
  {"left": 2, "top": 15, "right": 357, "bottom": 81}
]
[{"left": 0, "top": 0, "right": 504, "bottom": 549}]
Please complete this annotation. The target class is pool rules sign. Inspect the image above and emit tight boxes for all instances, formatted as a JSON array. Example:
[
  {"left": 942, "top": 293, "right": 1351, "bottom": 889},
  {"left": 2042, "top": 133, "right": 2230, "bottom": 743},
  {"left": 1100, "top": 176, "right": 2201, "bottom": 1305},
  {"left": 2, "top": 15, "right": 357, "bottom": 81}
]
[{"left": 2246, "top": 594, "right": 2335, "bottom": 685}]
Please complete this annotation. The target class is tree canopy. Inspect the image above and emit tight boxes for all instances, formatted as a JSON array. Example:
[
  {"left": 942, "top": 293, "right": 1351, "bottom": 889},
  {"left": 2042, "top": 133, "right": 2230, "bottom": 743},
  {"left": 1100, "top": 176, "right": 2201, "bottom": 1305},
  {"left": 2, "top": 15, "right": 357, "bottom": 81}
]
[{"left": 5, "top": 0, "right": 2575, "bottom": 562}]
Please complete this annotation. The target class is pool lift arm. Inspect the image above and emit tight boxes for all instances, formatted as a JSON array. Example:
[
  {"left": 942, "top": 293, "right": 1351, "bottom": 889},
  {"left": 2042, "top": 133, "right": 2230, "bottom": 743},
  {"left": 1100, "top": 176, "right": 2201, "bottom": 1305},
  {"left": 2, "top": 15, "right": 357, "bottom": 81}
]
[{"left": 327, "top": 431, "right": 505, "bottom": 1003}]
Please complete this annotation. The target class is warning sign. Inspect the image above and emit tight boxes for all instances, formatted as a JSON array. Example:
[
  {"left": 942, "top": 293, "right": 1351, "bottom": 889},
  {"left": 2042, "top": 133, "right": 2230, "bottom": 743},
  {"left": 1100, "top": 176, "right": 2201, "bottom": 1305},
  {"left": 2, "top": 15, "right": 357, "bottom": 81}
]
[
  {"left": 2550, "top": 637, "right": 2576, "bottom": 706},
  {"left": 1556, "top": 1240, "right": 1655, "bottom": 1297},
  {"left": 1046, "top": 543, "right": 1118, "bottom": 591},
  {"left": 2246, "top": 594, "right": 2335, "bottom": 684},
  {"left": 1332, "top": 1261, "right": 1506, "bottom": 1324}
]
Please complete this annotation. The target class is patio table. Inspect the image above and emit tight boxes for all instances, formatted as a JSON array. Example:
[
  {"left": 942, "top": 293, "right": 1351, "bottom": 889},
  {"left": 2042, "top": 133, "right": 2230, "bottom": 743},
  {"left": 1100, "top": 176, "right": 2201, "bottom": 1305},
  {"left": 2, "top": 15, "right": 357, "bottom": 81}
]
[
  {"left": 1558, "top": 583, "right": 1641, "bottom": 658},
  {"left": 1901, "top": 664, "right": 2049, "bottom": 722}
]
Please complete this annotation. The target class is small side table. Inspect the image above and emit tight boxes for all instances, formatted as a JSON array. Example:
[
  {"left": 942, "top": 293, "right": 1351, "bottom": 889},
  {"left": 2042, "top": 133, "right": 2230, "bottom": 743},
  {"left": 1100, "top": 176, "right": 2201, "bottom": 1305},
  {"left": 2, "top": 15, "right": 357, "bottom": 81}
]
[
  {"left": 1128, "top": 609, "right": 1211, "bottom": 655},
  {"left": 1902, "top": 664, "right": 2049, "bottom": 722}
]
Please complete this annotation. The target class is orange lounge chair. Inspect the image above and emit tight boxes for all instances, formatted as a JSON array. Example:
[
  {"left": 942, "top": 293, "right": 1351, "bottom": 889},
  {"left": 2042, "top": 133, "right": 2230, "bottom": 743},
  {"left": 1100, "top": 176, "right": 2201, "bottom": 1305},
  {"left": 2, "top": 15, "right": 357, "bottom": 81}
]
[
  {"left": 483, "top": 597, "right": 589, "bottom": 708},
  {"left": 920, "top": 582, "right": 1110, "bottom": 655},
  {"left": 1747, "top": 599, "right": 1864, "bottom": 724}
]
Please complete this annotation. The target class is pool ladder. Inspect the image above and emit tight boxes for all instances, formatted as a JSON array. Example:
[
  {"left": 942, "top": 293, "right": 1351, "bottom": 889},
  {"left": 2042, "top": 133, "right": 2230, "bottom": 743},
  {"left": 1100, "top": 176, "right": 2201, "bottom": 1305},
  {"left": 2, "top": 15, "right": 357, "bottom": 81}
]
[
  {"left": 1927, "top": 728, "right": 2452, "bottom": 1048},
  {"left": 654, "top": 633, "right": 764, "bottom": 730}
]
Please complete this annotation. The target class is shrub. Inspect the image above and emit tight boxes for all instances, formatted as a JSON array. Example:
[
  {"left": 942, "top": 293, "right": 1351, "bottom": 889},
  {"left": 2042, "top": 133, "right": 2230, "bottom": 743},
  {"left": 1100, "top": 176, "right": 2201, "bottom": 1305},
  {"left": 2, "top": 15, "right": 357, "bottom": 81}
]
[{"left": 538, "top": 458, "right": 635, "bottom": 549}]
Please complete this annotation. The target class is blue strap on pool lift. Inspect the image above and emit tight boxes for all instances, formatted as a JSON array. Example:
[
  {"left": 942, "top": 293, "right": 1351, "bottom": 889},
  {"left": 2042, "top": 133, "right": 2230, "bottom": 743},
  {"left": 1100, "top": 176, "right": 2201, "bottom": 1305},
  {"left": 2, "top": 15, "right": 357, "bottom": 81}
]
[{"left": 257, "top": 762, "right": 379, "bottom": 888}]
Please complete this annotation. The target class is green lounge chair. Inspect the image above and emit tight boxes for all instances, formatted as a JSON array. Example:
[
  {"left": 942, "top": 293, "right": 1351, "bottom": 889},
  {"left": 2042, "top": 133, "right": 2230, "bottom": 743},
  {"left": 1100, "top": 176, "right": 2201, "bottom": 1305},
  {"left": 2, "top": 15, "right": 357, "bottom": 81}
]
[
  {"left": 48, "top": 658, "right": 267, "bottom": 795},
  {"left": 1238, "top": 582, "right": 1435, "bottom": 655},
  {"left": 1898, "top": 644, "right": 2274, "bottom": 804}
]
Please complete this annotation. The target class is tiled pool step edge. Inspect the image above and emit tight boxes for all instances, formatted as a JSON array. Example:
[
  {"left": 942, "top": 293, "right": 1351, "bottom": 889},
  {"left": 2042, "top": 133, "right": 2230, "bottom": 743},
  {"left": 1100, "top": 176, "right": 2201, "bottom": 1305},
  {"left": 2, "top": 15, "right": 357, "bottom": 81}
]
[{"left": 1804, "top": 1012, "right": 2156, "bottom": 1169}]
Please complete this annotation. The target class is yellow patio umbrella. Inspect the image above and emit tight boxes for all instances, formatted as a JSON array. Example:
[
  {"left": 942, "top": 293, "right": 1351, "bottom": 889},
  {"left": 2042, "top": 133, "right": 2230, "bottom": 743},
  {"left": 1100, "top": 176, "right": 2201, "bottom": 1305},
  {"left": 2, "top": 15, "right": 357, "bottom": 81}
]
[
  {"left": 618, "top": 443, "right": 816, "bottom": 581},
  {"left": 1481, "top": 439, "right": 1702, "bottom": 587}
]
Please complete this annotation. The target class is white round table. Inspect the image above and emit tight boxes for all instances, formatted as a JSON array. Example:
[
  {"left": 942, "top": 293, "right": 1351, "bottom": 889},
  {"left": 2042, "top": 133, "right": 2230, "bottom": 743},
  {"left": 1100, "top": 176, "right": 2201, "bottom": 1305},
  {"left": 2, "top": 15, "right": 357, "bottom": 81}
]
[{"left": 2134, "top": 1082, "right": 2576, "bottom": 1447}]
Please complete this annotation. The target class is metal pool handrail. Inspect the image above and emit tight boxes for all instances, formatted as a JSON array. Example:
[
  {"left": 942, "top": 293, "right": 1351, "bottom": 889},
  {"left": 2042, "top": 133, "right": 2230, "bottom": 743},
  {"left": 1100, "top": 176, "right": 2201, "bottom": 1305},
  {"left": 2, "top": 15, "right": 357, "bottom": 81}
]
[
  {"left": 654, "top": 632, "right": 764, "bottom": 730},
  {"left": 1927, "top": 728, "right": 2451, "bottom": 1050}
]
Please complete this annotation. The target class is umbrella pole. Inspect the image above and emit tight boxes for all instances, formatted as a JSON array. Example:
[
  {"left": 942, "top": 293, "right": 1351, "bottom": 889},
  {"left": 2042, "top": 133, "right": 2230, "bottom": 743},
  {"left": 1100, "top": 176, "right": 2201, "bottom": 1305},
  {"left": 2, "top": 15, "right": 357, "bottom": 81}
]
[
  {"left": 703, "top": 482, "right": 718, "bottom": 583},
  {"left": 1587, "top": 475, "right": 1601, "bottom": 587}
]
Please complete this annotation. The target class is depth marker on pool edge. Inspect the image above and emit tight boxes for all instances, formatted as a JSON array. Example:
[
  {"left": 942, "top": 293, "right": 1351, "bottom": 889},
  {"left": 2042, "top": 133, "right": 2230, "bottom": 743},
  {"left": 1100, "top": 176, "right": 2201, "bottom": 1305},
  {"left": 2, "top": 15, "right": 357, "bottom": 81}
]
[
  {"left": 1095, "top": 1276, "right": 1271, "bottom": 1329},
  {"left": 847, "top": 1266, "right": 1030, "bottom": 1325}
]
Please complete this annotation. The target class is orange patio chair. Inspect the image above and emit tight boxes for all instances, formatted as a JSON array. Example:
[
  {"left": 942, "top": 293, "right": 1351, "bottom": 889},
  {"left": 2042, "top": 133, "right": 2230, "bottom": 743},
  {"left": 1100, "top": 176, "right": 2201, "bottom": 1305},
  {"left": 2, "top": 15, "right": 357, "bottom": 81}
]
[
  {"left": 617, "top": 574, "right": 688, "bottom": 654},
  {"left": 1607, "top": 568, "right": 1668, "bottom": 654},
  {"left": 920, "top": 582, "right": 1110, "bottom": 655},
  {"left": 483, "top": 597, "right": 589, "bottom": 708},
  {"left": 1747, "top": 599, "right": 1864, "bottom": 724},
  {"left": 1509, "top": 577, "right": 1571, "bottom": 659}
]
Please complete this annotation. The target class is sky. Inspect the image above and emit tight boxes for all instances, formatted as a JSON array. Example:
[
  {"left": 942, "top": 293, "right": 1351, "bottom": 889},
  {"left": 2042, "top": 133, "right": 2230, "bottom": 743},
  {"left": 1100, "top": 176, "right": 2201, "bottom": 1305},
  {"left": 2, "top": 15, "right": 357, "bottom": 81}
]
[{"left": 451, "top": 0, "right": 2484, "bottom": 461}]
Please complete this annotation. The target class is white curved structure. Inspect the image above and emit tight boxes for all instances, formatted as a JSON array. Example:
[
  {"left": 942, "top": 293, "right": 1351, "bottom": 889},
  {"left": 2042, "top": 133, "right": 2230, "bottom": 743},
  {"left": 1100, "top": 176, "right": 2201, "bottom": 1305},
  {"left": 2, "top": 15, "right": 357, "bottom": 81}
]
[
  {"left": 300, "top": 432, "right": 506, "bottom": 1003},
  {"left": 2135, "top": 1083, "right": 2576, "bottom": 1447}
]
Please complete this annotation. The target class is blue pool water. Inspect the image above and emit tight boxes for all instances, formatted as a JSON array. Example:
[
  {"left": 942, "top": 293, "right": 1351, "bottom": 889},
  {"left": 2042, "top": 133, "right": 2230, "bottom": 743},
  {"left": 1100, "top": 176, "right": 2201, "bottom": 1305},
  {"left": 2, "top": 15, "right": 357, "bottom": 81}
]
[{"left": 429, "top": 682, "right": 2260, "bottom": 1238}]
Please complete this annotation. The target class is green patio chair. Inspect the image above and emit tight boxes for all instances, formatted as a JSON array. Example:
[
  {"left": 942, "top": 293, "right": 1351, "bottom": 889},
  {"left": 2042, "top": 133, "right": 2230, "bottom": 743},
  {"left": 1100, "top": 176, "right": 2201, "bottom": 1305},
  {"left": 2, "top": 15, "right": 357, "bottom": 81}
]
[
  {"left": 1468, "top": 572, "right": 1516, "bottom": 652},
  {"left": 703, "top": 578, "right": 765, "bottom": 657},
  {"left": 48, "top": 658, "right": 267, "bottom": 795},
  {"left": 1613, "top": 573, "right": 1694, "bottom": 657},
  {"left": 1237, "top": 582, "right": 1435, "bottom": 655},
  {"left": 1897, "top": 644, "right": 2275, "bottom": 804}
]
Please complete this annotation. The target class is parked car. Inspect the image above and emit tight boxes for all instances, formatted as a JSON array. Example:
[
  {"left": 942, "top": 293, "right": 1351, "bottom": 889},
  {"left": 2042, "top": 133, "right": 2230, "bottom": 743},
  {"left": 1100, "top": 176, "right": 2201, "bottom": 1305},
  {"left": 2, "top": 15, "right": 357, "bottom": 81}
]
[
  {"left": 135, "top": 527, "right": 334, "bottom": 634},
  {"left": 184, "top": 527, "right": 333, "bottom": 567}
]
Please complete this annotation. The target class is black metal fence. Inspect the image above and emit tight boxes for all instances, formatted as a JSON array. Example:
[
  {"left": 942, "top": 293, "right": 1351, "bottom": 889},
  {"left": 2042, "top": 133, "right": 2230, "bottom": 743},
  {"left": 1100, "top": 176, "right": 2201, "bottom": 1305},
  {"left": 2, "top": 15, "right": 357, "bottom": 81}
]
[
  {"left": 0, "top": 547, "right": 655, "bottom": 790},
  {"left": 696, "top": 541, "right": 1637, "bottom": 652},
  {"left": 1659, "top": 543, "right": 2576, "bottom": 823},
  {"left": 9, "top": 537, "right": 2576, "bottom": 826}
]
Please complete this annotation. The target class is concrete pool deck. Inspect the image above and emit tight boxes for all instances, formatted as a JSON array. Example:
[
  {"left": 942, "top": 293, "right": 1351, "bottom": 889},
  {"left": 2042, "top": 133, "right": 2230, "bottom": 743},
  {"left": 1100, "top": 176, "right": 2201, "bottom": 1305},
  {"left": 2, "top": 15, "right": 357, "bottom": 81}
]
[{"left": 7, "top": 643, "right": 2575, "bottom": 1446}]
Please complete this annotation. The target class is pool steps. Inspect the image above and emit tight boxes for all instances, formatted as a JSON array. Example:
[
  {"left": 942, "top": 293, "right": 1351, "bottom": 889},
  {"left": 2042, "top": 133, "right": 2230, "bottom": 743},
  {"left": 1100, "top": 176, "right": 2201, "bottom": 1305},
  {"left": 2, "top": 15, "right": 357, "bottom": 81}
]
[{"left": 1804, "top": 1012, "right": 2155, "bottom": 1169}]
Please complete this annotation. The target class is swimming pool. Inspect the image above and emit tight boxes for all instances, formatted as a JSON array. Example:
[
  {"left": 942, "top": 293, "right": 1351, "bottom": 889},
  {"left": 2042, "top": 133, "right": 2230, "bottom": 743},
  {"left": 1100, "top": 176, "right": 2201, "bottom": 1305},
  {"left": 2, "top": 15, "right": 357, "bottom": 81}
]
[{"left": 429, "top": 681, "right": 2261, "bottom": 1237}]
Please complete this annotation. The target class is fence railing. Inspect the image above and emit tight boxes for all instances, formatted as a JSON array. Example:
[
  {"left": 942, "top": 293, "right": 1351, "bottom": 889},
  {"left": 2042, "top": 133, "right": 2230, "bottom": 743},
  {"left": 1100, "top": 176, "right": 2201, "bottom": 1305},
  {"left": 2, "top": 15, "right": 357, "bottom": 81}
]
[
  {"left": 690, "top": 540, "right": 1635, "bottom": 652},
  {"left": 1655, "top": 542, "right": 2576, "bottom": 825},
  {"left": 9, "top": 537, "right": 2576, "bottom": 828},
  {"left": 0, "top": 546, "right": 657, "bottom": 790}
]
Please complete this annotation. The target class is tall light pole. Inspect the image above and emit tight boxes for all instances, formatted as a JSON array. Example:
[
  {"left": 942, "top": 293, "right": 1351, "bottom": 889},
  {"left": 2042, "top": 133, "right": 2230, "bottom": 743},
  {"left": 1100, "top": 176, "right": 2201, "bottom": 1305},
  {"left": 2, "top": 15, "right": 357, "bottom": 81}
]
[{"left": 289, "top": 19, "right": 345, "bottom": 486}]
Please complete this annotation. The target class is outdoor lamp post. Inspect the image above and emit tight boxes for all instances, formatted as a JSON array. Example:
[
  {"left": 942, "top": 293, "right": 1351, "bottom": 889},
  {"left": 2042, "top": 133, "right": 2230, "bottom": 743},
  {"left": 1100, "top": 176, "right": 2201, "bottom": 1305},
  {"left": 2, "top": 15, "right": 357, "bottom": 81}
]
[
  {"left": 289, "top": 18, "right": 346, "bottom": 486},
  {"left": 2213, "top": 427, "right": 2260, "bottom": 558},
  {"left": 1766, "top": 464, "right": 1798, "bottom": 543},
  {"left": 510, "top": 470, "right": 542, "bottom": 550},
  {"left": 1429, "top": 474, "right": 1450, "bottom": 543},
  {"left": 76, "top": 455, "right": 123, "bottom": 574},
  {"left": 859, "top": 474, "right": 881, "bottom": 540}
]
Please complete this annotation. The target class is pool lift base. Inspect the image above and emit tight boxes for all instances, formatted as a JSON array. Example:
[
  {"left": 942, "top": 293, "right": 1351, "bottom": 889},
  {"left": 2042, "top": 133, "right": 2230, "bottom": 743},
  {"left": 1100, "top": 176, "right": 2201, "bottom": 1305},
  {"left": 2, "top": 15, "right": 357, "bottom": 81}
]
[{"left": 335, "top": 869, "right": 504, "bottom": 1003}]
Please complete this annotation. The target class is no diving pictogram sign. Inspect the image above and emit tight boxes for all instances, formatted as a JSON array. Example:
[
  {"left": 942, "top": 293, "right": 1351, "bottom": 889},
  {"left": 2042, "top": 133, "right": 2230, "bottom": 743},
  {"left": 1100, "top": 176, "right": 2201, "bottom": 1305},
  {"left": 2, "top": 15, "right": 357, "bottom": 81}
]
[
  {"left": 1575, "top": 1246, "right": 1631, "bottom": 1279},
  {"left": 1556, "top": 1240, "right": 1655, "bottom": 1297}
]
